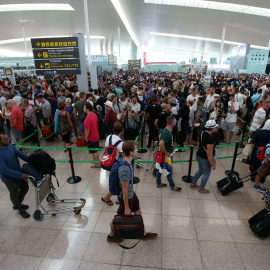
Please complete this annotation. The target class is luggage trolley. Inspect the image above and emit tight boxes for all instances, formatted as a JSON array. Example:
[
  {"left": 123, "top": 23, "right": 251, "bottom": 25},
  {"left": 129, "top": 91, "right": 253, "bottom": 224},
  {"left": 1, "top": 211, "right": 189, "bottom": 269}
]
[{"left": 27, "top": 175, "right": 86, "bottom": 221}]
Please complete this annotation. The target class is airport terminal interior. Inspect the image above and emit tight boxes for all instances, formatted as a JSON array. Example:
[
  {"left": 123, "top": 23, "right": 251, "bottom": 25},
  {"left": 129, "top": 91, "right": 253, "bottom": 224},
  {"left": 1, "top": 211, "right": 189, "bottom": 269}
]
[{"left": 1, "top": 1, "right": 270, "bottom": 270}]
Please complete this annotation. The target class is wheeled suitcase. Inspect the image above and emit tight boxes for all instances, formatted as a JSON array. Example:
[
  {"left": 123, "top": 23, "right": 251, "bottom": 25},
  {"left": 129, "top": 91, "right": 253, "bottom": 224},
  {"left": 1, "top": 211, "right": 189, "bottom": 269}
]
[
  {"left": 248, "top": 208, "right": 270, "bottom": 239},
  {"left": 217, "top": 173, "right": 255, "bottom": 196}
]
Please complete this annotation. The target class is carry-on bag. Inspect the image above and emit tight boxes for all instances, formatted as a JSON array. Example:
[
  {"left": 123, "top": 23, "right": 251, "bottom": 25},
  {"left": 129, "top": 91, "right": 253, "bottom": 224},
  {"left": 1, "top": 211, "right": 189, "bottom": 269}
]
[
  {"left": 217, "top": 172, "right": 256, "bottom": 196},
  {"left": 112, "top": 215, "right": 144, "bottom": 249},
  {"left": 248, "top": 208, "right": 270, "bottom": 239}
]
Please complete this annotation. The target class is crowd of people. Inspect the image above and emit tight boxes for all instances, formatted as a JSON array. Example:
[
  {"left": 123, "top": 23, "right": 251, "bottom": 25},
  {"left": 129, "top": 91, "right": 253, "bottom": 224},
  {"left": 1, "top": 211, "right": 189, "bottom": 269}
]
[{"left": 0, "top": 70, "right": 270, "bottom": 234}]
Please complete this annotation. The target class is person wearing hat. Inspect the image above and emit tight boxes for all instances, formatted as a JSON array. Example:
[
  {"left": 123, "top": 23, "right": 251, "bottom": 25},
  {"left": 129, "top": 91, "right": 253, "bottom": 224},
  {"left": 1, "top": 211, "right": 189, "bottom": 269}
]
[
  {"left": 104, "top": 100, "right": 118, "bottom": 136},
  {"left": 190, "top": 120, "right": 218, "bottom": 193}
]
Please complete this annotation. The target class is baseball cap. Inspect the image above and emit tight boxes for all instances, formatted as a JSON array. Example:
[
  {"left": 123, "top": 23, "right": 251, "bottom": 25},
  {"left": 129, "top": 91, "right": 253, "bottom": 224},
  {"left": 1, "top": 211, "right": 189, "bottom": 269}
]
[{"left": 104, "top": 101, "right": 113, "bottom": 108}]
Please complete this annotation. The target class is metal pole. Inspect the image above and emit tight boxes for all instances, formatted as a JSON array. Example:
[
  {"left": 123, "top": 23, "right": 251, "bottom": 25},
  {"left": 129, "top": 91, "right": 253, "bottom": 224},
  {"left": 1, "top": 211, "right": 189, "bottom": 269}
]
[
  {"left": 138, "top": 117, "right": 147, "bottom": 153},
  {"left": 67, "top": 147, "right": 82, "bottom": 184},
  {"left": 225, "top": 141, "right": 240, "bottom": 176},
  {"left": 132, "top": 159, "right": 140, "bottom": 184},
  {"left": 35, "top": 130, "right": 40, "bottom": 147},
  {"left": 83, "top": 0, "right": 91, "bottom": 71},
  {"left": 239, "top": 121, "right": 247, "bottom": 148},
  {"left": 219, "top": 27, "right": 226, "bottom": 65},
  {"left": 182, "top": 146, "right": 194, "bottom": 183}
]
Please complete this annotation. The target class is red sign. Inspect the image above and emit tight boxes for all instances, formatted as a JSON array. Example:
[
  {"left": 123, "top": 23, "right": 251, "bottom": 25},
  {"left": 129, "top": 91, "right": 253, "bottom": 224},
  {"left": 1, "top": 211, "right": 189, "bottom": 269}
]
[{"left": 143, "top": 52, "right": 146, "bottom": 65}]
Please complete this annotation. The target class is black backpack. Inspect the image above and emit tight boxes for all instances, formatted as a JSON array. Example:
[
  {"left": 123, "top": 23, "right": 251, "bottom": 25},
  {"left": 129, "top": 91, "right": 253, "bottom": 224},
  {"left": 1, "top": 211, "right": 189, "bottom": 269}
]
[{"left": 28, "top": 149, "right": 56, "bottom": 175}]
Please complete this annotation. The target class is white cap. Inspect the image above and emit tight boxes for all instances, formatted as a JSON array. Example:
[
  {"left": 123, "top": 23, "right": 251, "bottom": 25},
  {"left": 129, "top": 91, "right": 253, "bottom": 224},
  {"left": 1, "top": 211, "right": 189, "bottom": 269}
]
[{"left": 104, "top": 101, "right": 113, "bottom": 108}]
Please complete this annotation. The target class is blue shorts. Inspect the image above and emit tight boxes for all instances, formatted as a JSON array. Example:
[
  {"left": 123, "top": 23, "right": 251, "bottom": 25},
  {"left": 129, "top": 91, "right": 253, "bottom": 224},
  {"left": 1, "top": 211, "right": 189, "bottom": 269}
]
[
  {"left": 79, "top": 122, "right": 84, "bottom": 133},
  {"left": 12, "top": 129, "right": 24, "bottom": 142}
]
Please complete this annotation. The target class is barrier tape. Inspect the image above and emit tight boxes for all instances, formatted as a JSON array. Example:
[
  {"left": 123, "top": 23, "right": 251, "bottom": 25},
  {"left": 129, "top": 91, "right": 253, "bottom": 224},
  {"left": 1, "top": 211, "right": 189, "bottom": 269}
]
[{"left": 237, "top": 116, "right": 245, "bottom": 123}]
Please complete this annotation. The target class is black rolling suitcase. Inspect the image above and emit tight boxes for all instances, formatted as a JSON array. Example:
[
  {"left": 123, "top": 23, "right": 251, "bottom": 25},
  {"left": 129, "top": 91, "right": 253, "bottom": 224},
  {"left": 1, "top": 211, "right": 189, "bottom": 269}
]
[
  {"left": 217, "top": 173, "right": 256, "bottom": 196},
  {"left": 248, "top": 208, "right": 270, "bottom": 239}
]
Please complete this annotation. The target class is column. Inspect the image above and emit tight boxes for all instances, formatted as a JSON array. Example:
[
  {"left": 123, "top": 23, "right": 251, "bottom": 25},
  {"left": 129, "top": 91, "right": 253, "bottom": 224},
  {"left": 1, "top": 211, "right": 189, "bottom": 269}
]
[{"left": 219, "top": 27, "right": 226, "bottom": 64}]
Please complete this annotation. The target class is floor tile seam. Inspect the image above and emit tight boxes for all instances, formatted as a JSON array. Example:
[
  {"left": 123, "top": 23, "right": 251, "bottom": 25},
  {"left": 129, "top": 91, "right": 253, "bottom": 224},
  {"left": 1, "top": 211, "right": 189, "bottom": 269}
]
[{"left": 187, "top": 197, "right": 199, "bottom": 243}]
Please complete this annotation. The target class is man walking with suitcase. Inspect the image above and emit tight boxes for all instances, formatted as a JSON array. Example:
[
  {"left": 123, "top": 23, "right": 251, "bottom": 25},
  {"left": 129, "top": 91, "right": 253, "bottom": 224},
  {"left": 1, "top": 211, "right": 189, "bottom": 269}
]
[{"left": 107, "top": 140, "right": 158, "bottom": 243}]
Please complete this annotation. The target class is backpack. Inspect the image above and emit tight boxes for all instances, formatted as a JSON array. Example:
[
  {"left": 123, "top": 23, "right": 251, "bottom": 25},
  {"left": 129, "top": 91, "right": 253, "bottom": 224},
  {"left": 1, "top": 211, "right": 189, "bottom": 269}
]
[
  {"left": 28, "top": 149, "right": 56, "bottom": 175},
  {"left": 101, "top": 135, "right": 122, "bottom": 171},
  {"left": 109, "top": 158, "right": 131, "bottom": 195},
  {"left": 42, "top": 125, "right": 54, "bottom": 142},
  {"left": 257, "top": 145, "right": 270, "bottom": 161}
]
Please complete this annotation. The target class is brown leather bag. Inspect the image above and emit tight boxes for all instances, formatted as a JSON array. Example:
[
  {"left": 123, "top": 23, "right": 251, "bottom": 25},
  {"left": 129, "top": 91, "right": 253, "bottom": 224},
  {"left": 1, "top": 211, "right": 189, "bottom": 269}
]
[{"left": 112, "top": 215, "right": 144, "bottom": 249}]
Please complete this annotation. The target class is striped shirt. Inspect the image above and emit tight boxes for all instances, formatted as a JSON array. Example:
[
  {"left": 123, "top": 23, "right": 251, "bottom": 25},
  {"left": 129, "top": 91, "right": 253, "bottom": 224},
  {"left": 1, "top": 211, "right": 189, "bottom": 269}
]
[{"left": 118, "top": 163, "right": 134, "bottom": 199}]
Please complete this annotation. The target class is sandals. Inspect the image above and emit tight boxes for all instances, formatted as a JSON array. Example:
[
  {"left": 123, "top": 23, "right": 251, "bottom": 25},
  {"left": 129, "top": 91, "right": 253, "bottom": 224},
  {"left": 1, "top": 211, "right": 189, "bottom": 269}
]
[
  {"left": 190, "top": 184, "right": 199, "bottom": 188},
  {"left": 101, "top": 197, "right": 114, "bottom": 205},
  {"left": 107, "top": 235, "right": 123, "bottom": 243},
  {"left": 91, "top": 165, "right": 101, "bottom": 168},
  {"left": 198, "top": 189, "right": 210, "bottom": 193},
  {"left": 156, "top": 183, "right": 167, "bottom": 188},
  {"left": 142, "top": 232, "right": 158, "bottom": 240},
  {"left": 171, "top": 187, "right": 182, "bottom": 192}
]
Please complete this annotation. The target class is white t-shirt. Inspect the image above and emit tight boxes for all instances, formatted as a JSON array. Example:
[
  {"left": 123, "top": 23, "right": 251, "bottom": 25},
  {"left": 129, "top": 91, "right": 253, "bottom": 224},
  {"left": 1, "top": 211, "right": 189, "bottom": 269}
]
[
  {"left": 13, "top": 96, "right": 22, "bottom": 106},
  {"left": 131, "top": 102, "right": 141, "bottom": 121},
  {"left": 261, "top": 85, "right": 268, "bottom": 95},
  {"left": 204, "top": 94, "right": 215, "bottom": 109},
  {"left": 225, "top": 101, "right": 239, "bottom": 123},
  {"left": 105, "top": 134, "right": 123, "bottom": 160},
  {"left": 234, "top": 93, "right": 247, "bottom": 108},
  {"left": 251, "top": 107, "right": 266, "bottom": 131},
  {"left": 119, "top": 99, "right": 129, "bottom": 108},
  {"left": 0, "top": 96, "right": 7, "bottom": 109},
  {"left": 187, "top": 94, "right": 199, "bottom": 110}
]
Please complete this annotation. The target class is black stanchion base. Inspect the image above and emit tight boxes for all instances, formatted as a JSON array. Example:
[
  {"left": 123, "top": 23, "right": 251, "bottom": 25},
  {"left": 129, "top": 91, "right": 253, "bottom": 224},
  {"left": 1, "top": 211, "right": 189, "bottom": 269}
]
[
  {"left": 182, "top": 175, "right": 194, "bottom": 183},
  {"left": 138, "top": 149, "right": 147, "bottom": 153},
  {"left": 67, "top": 176, "right": 82, "bottom": 184},
  {"left": 133, "top": 176, "right": 140, "bottom": 184},
  {"left": 225, "top": 170, "right": 239, "bottom": 177},
  {"left": 241, "top": 159, "right": 250, "bottom": 164}
]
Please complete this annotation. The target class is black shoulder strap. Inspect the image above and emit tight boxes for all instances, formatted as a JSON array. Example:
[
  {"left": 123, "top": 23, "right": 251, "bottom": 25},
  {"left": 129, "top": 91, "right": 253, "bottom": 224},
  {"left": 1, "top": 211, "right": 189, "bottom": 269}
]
[
  {"left": 113, "top": 139, "right": 122, "bottom": 148},
  {"left": 109, "top": 135, "right": 112, "bottom": 145}
]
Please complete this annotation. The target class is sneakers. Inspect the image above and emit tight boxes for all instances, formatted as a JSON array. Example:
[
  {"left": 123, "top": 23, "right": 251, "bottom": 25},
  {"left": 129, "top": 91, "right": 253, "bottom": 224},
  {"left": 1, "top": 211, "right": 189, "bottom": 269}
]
[
  {"left": 13, "top": 204, "right": 29, "bottom": 210},
  {"left": 107, "top": 235, "right": 124, "bottom": 243},
  {"left": 253, "top": 185, "right": 266, "bottom": 193},
  {"left": 19, "top": 210, "right": 30, "bottom": 219},
  {"left": 142, "top": 232, "right": 158, "bottom": 240},
  {"left": 177, "top": 149, "right": 185, "bottom": 154}
]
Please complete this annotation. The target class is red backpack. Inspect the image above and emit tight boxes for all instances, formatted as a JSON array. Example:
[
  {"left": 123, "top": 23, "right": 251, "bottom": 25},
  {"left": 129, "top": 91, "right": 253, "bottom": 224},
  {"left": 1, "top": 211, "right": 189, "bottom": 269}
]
[{"left": 101, "top": 135, "right": 122, "bottom": 171}]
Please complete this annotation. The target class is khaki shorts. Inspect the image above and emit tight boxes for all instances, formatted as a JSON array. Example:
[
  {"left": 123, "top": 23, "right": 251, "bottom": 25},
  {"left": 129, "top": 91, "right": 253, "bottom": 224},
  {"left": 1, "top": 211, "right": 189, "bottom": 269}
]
[
  {"left": 257, "top": 162, "right": 270, "bottom": 178},
  {"left": 222, "top": 121, "right": 236, "bottom": 132}
]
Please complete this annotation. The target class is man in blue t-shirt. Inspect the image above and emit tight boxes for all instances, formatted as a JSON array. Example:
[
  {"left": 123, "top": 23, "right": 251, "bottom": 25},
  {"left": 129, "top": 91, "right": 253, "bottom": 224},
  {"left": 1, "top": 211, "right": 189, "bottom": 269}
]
[
  {"left": 254, "top": 143, "right": 270, "bottom": 193},
  {"left": 107, "top": 140, "right": 158, "bottom": 243},
  {"left": 0, "top": 132, "right": 30, "bottom": 218}
]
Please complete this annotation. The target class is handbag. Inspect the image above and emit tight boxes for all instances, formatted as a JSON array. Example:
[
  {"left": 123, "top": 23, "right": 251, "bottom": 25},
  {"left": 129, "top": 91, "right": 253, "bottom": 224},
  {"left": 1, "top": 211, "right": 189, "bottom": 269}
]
[
  {"left": 242, "top": 143, "right": 254, "bottom": 158},
  {"left": 112, "top": 215, "right": 144, "bottom": 249},
  {"left": 155, "top": 150, "right": 165, "bottom": 163}
]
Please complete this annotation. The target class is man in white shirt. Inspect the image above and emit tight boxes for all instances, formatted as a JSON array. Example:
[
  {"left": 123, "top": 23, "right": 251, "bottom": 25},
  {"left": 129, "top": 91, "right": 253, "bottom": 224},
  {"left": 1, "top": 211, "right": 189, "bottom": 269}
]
[
  {"left": 12, "top": 91, "right": 22, "bottom": 106},
  {"left": 187, "top": 87, "right": 200, "bottom": 110},
  {"left": 131, "top": 95, "right": 141, "bottom": 121},
  {"left": 222, "top": 94, "right": 240, "bottom": 143},
  {"left": 101, "top": 121, "right": 124, "bottom": 206},
  {"left": 250, "top": 101, "right": 270, "bottom": 132},
  {"left": 235, "top": 89, "right": 247, "bottom": 109},
  {"left": 0, "top": 92, "right": 7, "bottom": 109},
  {"left": 204, "top": 85, "right": 215, "bottom": 110},
  {"left": 111, "top": 95, "right": 124, "bottom": 121}
]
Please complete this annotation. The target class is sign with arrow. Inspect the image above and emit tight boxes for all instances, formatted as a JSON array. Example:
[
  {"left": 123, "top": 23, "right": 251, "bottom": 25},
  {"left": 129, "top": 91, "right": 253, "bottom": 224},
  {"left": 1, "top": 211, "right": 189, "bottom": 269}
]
[
  {"left": 33, "top": 48, "right": 79, "bottom": 59},
  {"left": 31, "top": 37, "right": 78, "bottom": 49},
  {"left": 34, "top": 59, "right": 80, "bottom": 70}
]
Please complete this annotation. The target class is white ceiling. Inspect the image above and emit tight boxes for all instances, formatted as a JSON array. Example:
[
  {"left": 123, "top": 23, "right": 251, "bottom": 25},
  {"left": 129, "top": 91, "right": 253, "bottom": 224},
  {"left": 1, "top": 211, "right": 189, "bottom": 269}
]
[{"left": 0, "top": 0, "right": 269, "bottom": 62}]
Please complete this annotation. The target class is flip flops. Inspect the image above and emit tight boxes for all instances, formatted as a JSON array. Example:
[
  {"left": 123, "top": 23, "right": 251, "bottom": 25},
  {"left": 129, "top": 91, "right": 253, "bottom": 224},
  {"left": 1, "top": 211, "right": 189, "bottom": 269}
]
[
  {"left": 101, "top": 197, "right": 114, "bottom": 205},
  {"left": 156, "top": 184, "right": 167, "bottom": 188}
]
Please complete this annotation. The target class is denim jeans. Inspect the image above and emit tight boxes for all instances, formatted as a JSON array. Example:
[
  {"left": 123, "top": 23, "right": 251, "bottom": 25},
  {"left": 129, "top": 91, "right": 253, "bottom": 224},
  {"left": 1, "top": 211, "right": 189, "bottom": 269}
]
[
  {"left": 156, "top": 157, "right": 175, "bottom": 188},
  {"left": 4, "top": 123, "right": 11, "bottom": 143},
  {"left": 192, "top": 154, "right": 212, "bottom": 190}
]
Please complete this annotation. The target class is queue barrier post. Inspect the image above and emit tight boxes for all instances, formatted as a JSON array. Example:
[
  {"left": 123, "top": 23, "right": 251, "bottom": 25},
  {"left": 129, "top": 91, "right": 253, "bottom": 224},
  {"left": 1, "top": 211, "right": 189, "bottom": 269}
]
[
  {"left": 182, "top": 145, "right": 194, "bottom": 183},
  {"left": 239, "top": 121, "right": 247, "bottom": 148},
  {"left": 132, "top": 159, "right": 140, "bottom": 184},
  {"left": 138, "top": 117, "right": 147, "bottom": 154},
  {"left": 35, "top": 130, "right": 40, "bottom": 147},
  {"left": 67, "top": 147, "right": 82, "bottom": 184},
  {"left": 225, "top": 141, "right": 240, "bottom": 176}
]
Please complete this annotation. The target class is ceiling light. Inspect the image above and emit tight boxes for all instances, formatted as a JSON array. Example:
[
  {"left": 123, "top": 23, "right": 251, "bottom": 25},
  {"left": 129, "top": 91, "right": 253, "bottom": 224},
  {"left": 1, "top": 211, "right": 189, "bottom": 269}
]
[
  {"left": 0, "top": 4, "right": 74, "bottom": 12},
  {"left": 111, "top": 0, "right": 140, "bottom": 48},
  {"left": 150, "top": 32, "right": 268, "bottom": 50},
  {"left": 145, "top": 0, "right": 270, "bottom": 18},
  {"left": 156, "top": 46, "right": 221, "bottom": 55},
  {"left": 0, "top": 35, "right": 106, "bottom": 45}
]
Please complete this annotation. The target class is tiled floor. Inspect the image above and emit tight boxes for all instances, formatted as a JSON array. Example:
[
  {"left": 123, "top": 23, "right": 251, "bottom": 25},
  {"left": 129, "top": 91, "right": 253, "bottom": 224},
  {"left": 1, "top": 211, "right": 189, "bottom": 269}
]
[{"left": 0, "top": 133, "right": 270, "bottom": 270}]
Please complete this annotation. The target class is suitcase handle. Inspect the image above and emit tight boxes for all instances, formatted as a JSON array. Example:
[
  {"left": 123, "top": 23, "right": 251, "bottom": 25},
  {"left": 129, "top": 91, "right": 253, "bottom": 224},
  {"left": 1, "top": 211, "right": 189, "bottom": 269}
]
[
  {"left": 242, "top": 171, "right": 258, "bottom": 183},
  {"left": 118, "top": 239, "right": 142, "bottom": 250}
]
